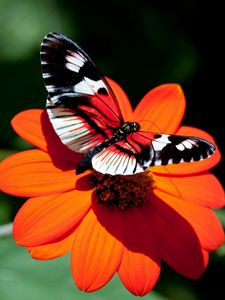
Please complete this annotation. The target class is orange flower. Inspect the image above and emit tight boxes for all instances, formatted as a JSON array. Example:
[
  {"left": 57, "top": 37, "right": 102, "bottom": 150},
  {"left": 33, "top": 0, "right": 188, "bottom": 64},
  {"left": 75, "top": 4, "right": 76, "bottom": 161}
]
[{"left": 0, "top": 80, "right": 224, "bottom": 296}]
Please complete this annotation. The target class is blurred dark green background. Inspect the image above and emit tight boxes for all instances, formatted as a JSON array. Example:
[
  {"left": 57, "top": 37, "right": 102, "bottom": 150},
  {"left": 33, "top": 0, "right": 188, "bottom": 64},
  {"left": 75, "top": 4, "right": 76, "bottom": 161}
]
[{"left": 0, "top": 0, "right": 224, "bottom": 299}]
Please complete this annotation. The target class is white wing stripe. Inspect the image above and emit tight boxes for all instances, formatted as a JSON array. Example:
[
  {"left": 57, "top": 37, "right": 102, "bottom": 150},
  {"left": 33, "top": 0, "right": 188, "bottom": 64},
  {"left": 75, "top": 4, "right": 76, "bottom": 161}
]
[
  {"left": 74, "top": 79, "right": 95, "bottom": 95},
  {"left": 43, "top": 73, "right": 51, "bottom": 78},
  {"left": 66, "top": 55, "right": 85, "bottom": 67},
  {"left": 51, "top": 92, "right": 76, "bottom": 101},
  {"left": 66, "top": 62, "right": 80, "bottom": 73}
]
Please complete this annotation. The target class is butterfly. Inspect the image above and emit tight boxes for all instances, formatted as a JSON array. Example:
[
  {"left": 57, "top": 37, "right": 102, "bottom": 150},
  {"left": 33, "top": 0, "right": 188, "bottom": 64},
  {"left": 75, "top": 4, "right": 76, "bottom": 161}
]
[{"left": 40, "top": 32, "right": 215, "bottom": 176}]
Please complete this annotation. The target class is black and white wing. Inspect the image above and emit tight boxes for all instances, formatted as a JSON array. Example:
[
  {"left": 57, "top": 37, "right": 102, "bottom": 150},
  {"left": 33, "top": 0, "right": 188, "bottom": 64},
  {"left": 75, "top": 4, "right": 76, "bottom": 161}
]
[
  {"left": 89, "top": 132, "right": 216, "bottom": 175},
  {"left": 41, "top": 32, "right": 123, "bottom": 153}
]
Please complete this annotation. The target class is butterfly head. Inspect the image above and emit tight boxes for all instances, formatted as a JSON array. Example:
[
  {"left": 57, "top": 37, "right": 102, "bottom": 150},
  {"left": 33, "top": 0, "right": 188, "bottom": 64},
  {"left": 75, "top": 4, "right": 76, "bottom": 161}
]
[
  {"left": 121, "top": 122, "right": 140, "bottom": 133},
  {"left": 132, "top": 122, "right": 140, "bottom": 132}
]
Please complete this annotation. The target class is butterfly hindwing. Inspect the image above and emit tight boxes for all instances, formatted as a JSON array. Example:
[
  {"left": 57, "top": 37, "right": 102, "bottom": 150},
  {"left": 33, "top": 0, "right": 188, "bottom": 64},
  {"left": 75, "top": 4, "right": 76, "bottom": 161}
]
[
  {"left": 91, "top": 140, "right": 144, "bottom": 175},
  {"left": 41, "top": 32, "right": 123, "bottom": 152}
]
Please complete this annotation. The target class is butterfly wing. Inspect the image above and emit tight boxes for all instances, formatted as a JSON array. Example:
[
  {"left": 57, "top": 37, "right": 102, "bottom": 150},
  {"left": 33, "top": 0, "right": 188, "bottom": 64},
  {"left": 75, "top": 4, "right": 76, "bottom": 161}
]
[
  {"left": 41, "top": 32, "right": 123, "bottom": 153},
  {"left": 91, "top": 139, "right": 145, "bottom": 175},
  {"left": 131, "top": 131, "right": 215, "bottom": 167},
  {"left": 91, "top": 131, "right": 215, "bottom": 175}
]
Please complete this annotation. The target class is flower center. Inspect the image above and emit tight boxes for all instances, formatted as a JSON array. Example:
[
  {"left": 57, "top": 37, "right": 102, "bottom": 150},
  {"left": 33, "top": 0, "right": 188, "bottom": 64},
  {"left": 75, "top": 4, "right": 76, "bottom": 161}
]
[{"left": 91, "top": 171, "right": 154, "bottom": 210}]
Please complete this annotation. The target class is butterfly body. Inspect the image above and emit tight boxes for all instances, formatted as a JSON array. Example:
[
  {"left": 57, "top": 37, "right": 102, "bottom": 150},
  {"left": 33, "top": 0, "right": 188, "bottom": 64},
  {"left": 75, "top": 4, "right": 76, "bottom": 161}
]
[
  {"left": 111, "top": 122, "right": 140, "bottom": 142},
  {"left": 41, "top": 32, "right": 215, "bottom": 176}
]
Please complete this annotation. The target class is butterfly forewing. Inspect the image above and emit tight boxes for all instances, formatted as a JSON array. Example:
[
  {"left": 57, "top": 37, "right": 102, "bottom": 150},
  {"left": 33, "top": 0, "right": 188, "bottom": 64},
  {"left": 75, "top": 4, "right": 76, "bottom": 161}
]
[
  {"left": 91, "top": 132, "right": 215, "bottom": 175},
  {"left": 134, "top": 131, "right": 215, "bottom": 165},
  {"left": 41, "top": 32, "right": 123, "bottom": 152}
]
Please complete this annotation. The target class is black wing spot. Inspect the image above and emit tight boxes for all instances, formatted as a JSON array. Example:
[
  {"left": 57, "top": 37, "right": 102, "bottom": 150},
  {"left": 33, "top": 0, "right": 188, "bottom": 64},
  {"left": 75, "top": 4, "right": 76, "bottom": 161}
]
[
  {"left": 98, "top": 87, "right": 108, "bottom": 95},
  {"left": 168, "top": 135, "right": 186, "bottom": 144},
  {"left": 155, "top": 134, "right": 162, "bottom": 139}
]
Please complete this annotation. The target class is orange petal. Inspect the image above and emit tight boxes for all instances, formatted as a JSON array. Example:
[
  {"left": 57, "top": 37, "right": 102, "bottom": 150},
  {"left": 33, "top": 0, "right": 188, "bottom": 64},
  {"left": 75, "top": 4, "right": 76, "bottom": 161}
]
[
  {"left": 0, "top": 149, "right": 86, "bottom": 197},
  {"left": 118, "top": 207, "right": 160, "bottom": 296},
  {"left": 153, "top": 189, "right": 225, "bottom": 251},
  {"left": 152, "top": 126, "right": 221, "bottom": 175},
  {"left": 154, "top": 172, "right": 225, "bottom": 208},
  {"left": 11, "top": 109, "right": 82, "bottom": 163},
  {"left": 13, "top": 189, "right": 92, "bottom": 246},
  {"left": 106, "top": 77, "right": 133, "bottom": 121},
  {"left": 12, "top": 109, "right": 47, "bottom": 151},
  {"left": 134, "top": 84, "right": 185, "bottom": 132},
  {"left": 71, "top": 201, "right": 124, "bottom": 292},
  {"left": 28, "top": 232, "right": 75, "bottom": 260},
  {"left": 143, "top": 197, "right": 208, "bottom": 279}
]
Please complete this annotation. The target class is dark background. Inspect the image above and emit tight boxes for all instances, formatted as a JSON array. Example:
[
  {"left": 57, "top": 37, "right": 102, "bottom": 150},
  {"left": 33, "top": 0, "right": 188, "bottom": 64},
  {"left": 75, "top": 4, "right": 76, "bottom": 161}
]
[{"left": 0, "top": 1, "right": 224, "bottom": 299}]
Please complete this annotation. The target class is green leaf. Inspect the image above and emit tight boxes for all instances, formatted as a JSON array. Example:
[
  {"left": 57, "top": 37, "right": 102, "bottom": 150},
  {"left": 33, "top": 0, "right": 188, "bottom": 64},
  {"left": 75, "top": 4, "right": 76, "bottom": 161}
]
[
  {"left": 0, "top": 150, "right": 17, "bottom": 161},
  {"left": 214, "top": 209, "right": 225, "bottom": 227},
  {"left": 0, "top": 236, "right": 169, "bottom": 300},
  {"left": 0, "top": 0, "right": 77, "bottom": 62}
]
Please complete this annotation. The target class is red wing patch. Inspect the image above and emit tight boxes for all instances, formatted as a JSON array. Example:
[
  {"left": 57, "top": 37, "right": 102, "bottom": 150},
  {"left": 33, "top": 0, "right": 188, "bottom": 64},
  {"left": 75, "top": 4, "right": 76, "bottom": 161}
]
[{"left": 47, "top": 98, "right": 112, "bottom": 153}]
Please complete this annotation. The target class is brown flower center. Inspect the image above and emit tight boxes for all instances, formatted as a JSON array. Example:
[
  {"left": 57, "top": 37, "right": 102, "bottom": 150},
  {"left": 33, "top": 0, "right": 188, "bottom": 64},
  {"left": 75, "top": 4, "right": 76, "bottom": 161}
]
[{"left": 91, "top": 171, "right": 154, "bottom": 210}]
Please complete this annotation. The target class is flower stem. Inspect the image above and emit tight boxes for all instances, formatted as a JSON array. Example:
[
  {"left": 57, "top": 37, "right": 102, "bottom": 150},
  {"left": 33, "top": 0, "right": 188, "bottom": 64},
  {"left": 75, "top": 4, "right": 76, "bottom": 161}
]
[{"left": 0, "top": 223, "right": 12, "bottom": 237}]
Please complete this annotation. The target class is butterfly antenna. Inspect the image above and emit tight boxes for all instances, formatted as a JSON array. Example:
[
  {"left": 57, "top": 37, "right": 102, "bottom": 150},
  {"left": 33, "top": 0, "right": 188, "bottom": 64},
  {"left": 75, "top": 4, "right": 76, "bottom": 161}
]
[{"left": 136, "top": 119, "right": 164, "bottom": 133}]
